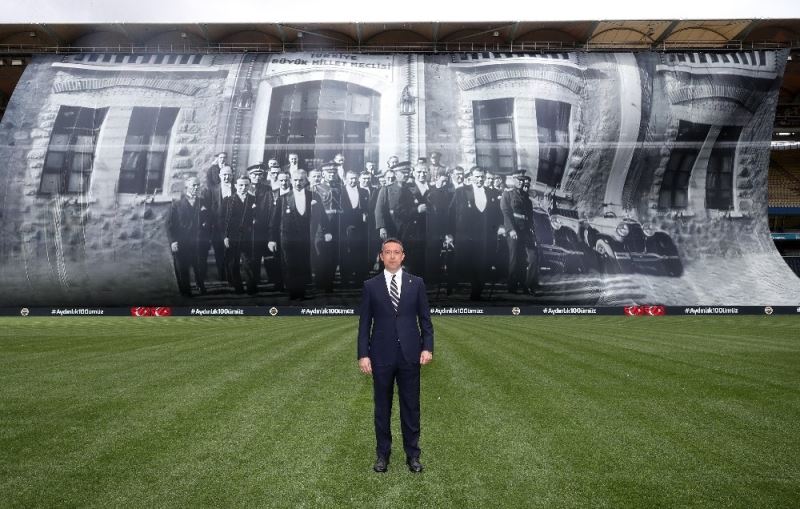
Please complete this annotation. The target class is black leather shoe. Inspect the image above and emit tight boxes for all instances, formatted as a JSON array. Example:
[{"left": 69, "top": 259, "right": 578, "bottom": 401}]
[
  {"left": 373, "top": 457, "right": 388, "bottom": 473},
  {"left": 406, "top": 457, "right": 423, "bottom": 473}
]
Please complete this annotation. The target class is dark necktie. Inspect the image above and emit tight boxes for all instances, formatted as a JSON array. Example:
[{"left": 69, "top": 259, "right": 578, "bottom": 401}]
[{"left": 390, "top": 274, "right": 399, "bottom": 312}]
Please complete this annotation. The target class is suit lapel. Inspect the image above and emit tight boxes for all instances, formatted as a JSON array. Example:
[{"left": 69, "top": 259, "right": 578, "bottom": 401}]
[{"left": 397, "top": 273, "right": 413, "bottom": 311}]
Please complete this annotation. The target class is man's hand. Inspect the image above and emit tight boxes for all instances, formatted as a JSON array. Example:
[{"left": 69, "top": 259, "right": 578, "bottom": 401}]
[
  {"left": 509, "top": 230, "right": 518, "bottom": 240},
  {"left": 420, "top": 350, "right": 433, "bottom": 365},
  {"left": 224, "top": 237, "right": 230, "bottom": 249},
  {"left": 379, "top": 227, "right": 388, "bottom": 240},
  {"left": 324, "top": 233, "right": 333, "bottom": 242},
  {"left": 268, "top": 241, "right": 277, "bottom": 252},
  {"left": 358, "top": 357, "right": 372, "bottom": 375},
  {"left": 170, "top": 242, "right": 179, "bottom": 253}
]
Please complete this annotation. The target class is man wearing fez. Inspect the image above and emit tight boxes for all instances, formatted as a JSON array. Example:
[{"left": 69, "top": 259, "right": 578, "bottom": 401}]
[
  {"left": 358, "top": 238, "right": 434, "bottom": 474},
  {"left": 206, "top": 152, "right": 227, "bottom": 189},
  {"left": 247, "top": 163, "right": 274, "bottom": 294},
  {"left": 424, "top": 167, "right": 454, "bottom": 285},
  {"left": 206, "top": 165, "right": 235, "bottom": 282},
  {"left": 269, "top": 169, "right": 332, "bottom": 301},
  {"left": 500, "top": 170, "right": 538, "bottom": 294},
  {"left": 224, "top": 176, "right": 257, "bottom": 294},
  {"left": 447, "top": 167, "right": 504, "bottom": 301},
  {"left": 167, "top": 176, "right": 211, "bottom": 297},
  {"left": 340, "top": 169, "right": 371, "bottom": 287}
]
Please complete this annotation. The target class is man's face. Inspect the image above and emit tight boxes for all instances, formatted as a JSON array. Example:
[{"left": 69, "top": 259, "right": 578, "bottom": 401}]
[
  {"left": 235, "top": 179, "right": 250, "bottom": 195},
  {"left": 347, "top": 173, "right": 358, "bottom": 187},
  {"left": 334, "top": 154, "right": 344, "bottom": 165},
  {"left": 359, "top": 175, "right": 370, "bottom": 188},
  {"left": 268, "top": 165, "right": 279, "bottom": 180},
  {"left": 292, "top": 175, "right": 306, "bottom": 190},
  {"left": 384, "top": 171, "right": 396, "bottom": 185},
  {"left": 219, "top": 167, "right": 233, "bottom": 184},
  {"left": 430, "top": 153, "right": 440, "bottom": 165},
  {"left": 494, "top": 175, "right": 505, "bottom": 189},
  {"left": 379, "top": 175, "right": 387, "bottom": 186},
  {"left": 249, "top": 172, "right": 264, "bottom": 185},
  {"left": 309, "top": 171, "right": 322, "bottom": 186},
  {"left": 278, "top": 173, "right": 290, "bottom": 190},
  {"left": 514, "top": 178, "right": 524, "bottom": 190},
  {"left": 387, "top": 156, "right": 399, "bottom": 168},
  {"left": 453, "top": 171, "right": 464, "bottom": 184},
  {"left": 380, "top": 241, "right": 405, "bottom": 273},
  {"left": 472, "top": 171, "right": 485, "bottom": 188},
  {"left": 323, "top": 170, "right": 336, "bottom": 183},
  {"left": 519, "top": 179, "right": 530, "bottom": 192},
  {"left": 288, "top": 154, "right": 299, "bottom": 166},
  {"left": 398, "top": 169, "right": 409, "bottom": 182},
  {"left": 366, "top": 162, "right": 375, "bottom": 173},
  {"left": 185, "top": 178, "right": 200, "bottom": 199},
  {"left": 414, "top": 166, "right": 429, "bottom": 184},
  {"left": 216, "top": 153, "right": 227, "bottom": 166},
  {"left": 435, "top": 175, "right": 447, "bottom": 188}
]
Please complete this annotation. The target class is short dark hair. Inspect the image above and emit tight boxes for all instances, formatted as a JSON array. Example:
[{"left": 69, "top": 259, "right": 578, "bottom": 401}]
[{"left": 381, "top": 238, "right": 404, "bottom": 252}]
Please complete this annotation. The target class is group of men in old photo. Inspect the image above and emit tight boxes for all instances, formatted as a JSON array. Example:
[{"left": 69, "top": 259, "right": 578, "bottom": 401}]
[{"left": 167, "top": 150, "right": 540, "bottom": 300}]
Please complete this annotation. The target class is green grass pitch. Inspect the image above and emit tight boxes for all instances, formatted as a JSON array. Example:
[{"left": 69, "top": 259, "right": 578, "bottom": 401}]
[{"left": 1, "top": 316, "right": 799, "bottom": 508}]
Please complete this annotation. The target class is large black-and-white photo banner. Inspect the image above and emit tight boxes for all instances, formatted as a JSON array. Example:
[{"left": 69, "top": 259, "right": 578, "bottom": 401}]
[{"left": 0, "top": 50, "right": 797, "bottom": 306}]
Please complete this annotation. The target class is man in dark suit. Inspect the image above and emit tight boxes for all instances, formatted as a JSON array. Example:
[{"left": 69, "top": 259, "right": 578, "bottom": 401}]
[
  {"left": 224, "top": 176, "right": 257, "bottom": 294},
  {"left": 357, "top": 238, "right": 433, "bottom": 474},
  {"left": 247, "top": 164, "right": 274, "bottom": 295},
  {"left": 425, "top": 168, "right": 454, "bottom": 287},
  {"left": 375, "top": 166, "right": 415, "bottom": 245},
  {"left": 363, "top": 171, "right": 383, "bottom": 273},
  {"left": 167, "top": 176, "right": 211, "bottom": 297},
  {"left": 500, "top": 170, "right": 537, "bottom": 294},
  {"left": 205, "top": 152, "right": 227, "bottom": 189},
  {"left": 205, "top": 164, "right": 234, "bottom": 282},
  {"left": 268, "top": 169, "right": 331, "bottom": 300},
  {"left": 340, "top": 169, "right": 370, "bottom": 287},
  {"left": 312, "top": 167, "right": 340, "bottom": 293},
  {"left": 447, "top": 166, "right": 504, "bottom": 300}
]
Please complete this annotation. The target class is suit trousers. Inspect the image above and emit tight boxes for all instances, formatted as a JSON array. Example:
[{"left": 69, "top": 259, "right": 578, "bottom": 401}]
[
  {"left": 507, "top": 235, "right": 538, "bottom": 292},
  {"left": 372, "top": 342, "right": 421, "bottom": 460}
]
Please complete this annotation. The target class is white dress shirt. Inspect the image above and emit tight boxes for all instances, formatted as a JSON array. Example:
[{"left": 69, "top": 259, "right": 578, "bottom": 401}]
[
  {"left": 384, "top": 268, "right": 403, "bottom": 297},
  {"left": 293, "top": 189, "right": 306, "bottom": 215},
  {"left": 474, "top": 186, "right": 487, "bottom": 212},
  {"left": 346, "top": 185, "right": 360, "bottom": 209}
]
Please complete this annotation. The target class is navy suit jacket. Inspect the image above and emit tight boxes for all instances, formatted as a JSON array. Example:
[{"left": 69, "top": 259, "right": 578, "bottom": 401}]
[{"left": 357, "top": 272, "right": 434, "bottom": 365}]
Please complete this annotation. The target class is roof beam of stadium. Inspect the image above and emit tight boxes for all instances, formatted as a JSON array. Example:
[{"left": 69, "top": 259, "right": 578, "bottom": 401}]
[
  {"left": 653, "top": 20, "right": 681, "bottom": 45},
  {"left": 508, "top": 22, "right": 520, "bottom": 44},
  {"left": 274, "top": 23, "right": 287, "bottom": 43},
  {"left": 197, "top": 23, "right": 211, "bottom": 43},
  {"left": 9, "top": 1, "right": 800, "bottom": 23},
  {"left": 37, "top": 23, "right": 63, "bottom": 45}
]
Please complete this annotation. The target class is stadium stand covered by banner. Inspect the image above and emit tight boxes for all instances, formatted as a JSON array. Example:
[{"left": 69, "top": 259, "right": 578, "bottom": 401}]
[{"left": 1, "top": 50, "right": 798, "bottom": 308}]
